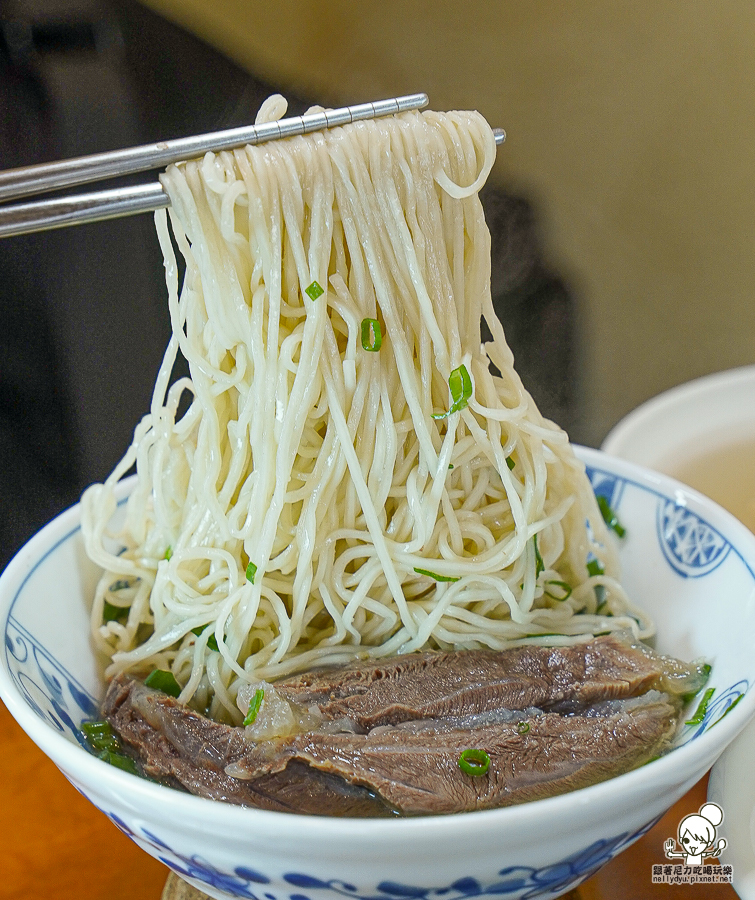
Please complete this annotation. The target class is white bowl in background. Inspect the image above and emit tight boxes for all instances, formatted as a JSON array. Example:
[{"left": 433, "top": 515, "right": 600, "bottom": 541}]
[
  {"left": 602, "top": 367, "right": 755, "bottom": 898},
  {"left": 602, "top": 365, "right": 755, "bottom": 533},
  {"left": 2, "top": 447, "right": 755, "bottom": 900}
]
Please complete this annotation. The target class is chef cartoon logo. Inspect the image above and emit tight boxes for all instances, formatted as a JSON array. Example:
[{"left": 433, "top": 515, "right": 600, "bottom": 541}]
[{"left": 652, "top": 802, "right": 732, "bottom": 885}]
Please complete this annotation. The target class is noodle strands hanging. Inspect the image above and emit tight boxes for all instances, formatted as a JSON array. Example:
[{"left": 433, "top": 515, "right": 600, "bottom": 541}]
[{"left": 82, "top": 98, "right": 648, "bottom": 723}]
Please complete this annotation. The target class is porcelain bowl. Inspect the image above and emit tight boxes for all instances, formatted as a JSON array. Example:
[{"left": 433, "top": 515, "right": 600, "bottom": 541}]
[
  {"left": 602, "top": 365, "right": 755, "bottom": 482},
  {"left": 2, "top": 445, "right": 755, "bottom": 900},
  {"left": 602, "top": 366, "right": 755, "bottom": 899}
]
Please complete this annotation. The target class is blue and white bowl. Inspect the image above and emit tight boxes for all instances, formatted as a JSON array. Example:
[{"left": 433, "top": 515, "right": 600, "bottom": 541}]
[{"left": 2, "top": 446, "right": 755, "bottom": 900}]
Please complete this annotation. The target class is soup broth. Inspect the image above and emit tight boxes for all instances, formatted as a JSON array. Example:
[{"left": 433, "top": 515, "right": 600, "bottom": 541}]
[{"left": 672, "top": 436, "right": 755, "bottom": 532}]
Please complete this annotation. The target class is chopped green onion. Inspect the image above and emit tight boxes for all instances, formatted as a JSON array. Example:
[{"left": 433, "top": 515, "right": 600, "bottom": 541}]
[
  {"left": 360, "top": 318, "right": 383, "bottom": 351},
  {"left": 101, "top": 750, "right": 140, "bottom": 775},
  {"left": 458, "top": 747, "right": 490, "bottom": 777},
  {"left": 246, "top": 561, "right": 258, "bottom": 584},
  {"left": 586, "top": 557, "right": 606, "bottom": 608},
  {"left": 81, "top": 720, "right": 120, "bottom": 753},
  {"left": 81, "top": 721, "right": 139, "bottom": 775},
  {"left": 144, "top": 669, "right": 181, "bottom": 698},
  {"left": 448, "top": 463, "right": 454, "bottom": 469},
  {"left": 506, "top": 456, "right": 515, "bottom": 470},
  {"left": 102, "top": 600, "right": 129, "bottom": 624},
  {"left": 163, "top": 546, "right": 172, "bottom": 561},
  {"left": 516, "top": 721, "right": 530, "bottom": 735},
  {"left": 597, "top": 496, "right": 626, "bottom": 538},
  {"left": 413, "top": 567, "right": 460, "bottom": 583},
  {"left": 305, "top": 280, "right": 324, "bottom": 301},
  {"left": 432, "top": 364, "right": 473, "bottom": 419},
  {"left": 544, "top": 580, "right": 572, "bottom": 601},
  {"left": 533, "top": 536, "right": 544, "bottom": 578},
  {"left": 191, "top": 626, "right": 219, "bottom": 652},
  {"left": 686, "top": 687, "right": 715, "bottom": 725},
  {"left": 243, "top": 688, "right": 265, "bottom": 726}
]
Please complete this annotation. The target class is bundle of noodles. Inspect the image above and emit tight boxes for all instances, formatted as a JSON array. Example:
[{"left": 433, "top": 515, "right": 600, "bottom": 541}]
[{"left": 82, "top": 97, "right": 650, "bottom": 723}]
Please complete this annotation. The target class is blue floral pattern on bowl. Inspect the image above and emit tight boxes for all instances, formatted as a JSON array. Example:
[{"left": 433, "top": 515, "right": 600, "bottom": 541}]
[
  {"left": 586, "top": 467, "right": 625, "bottom": 514},
  {"left": 5, "top": 616, "right": 98, "bottom": 747},
  {"left": 656, "top": 500, "right": 730, "bottom": 578},
  {"left": 85, "top": 805, "right": 659, "bottom": 900},
  {"left": 585, "top": 463, "right": 732, "bottom": 580}
]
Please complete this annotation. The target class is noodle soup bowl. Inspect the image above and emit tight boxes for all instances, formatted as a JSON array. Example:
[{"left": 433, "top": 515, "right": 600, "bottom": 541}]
[{"left": 2, "top": 446, "right": 755, "bottom": 900}]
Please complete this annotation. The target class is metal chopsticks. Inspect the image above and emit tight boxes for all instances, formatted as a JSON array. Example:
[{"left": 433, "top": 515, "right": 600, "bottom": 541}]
[{"left": 0, "top": 94, "right": 505, "bottom": 239}]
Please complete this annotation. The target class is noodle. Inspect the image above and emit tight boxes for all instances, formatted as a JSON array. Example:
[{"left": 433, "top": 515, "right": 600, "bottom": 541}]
[{"left": 81, "top": 97, "right": 650, "bottom": 722}]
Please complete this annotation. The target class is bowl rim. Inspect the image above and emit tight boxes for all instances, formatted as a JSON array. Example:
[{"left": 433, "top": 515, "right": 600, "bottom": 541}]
[{"left": 2, "top": 445, "right": 755, "bottom": 842}]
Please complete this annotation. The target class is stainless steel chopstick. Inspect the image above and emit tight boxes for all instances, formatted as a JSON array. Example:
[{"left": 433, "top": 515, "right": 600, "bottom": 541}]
[
  {"left": 0, "top": 182, "right": 171, "bottom": 237},
  {"left": 0, "top": 96, "right": 505, "bottom": 238},
  {"left": 0, "top": 94, "right": 430, "bottom": 203}
]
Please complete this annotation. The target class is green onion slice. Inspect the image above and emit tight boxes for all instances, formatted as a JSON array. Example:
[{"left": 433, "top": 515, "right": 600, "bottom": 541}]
[
  {"left": 586, "top": 557, "right": 607, "bottom": 608},
  {"left": 163, "top": 546, "right": 172, "bottom": 561},
  {"left": 81, "top": 720, "right": 120, "bottom": 753},
  {"left": 360, "top": 318, "right": 383, "bottom": 351},
  {"left": 243, "top": 688, "right": 265, "bottom": 726},
  {"left": 506, "top": 456, "right": 515, "bottom": 470},
  {"left": 597, "top": 495, "right": 626, "bottom": 537},
  {"left": 533, "top": 535, "right": 544, "bottom": 578},
  {"left": 458, "top": 747, "right": 491, "bottom": 776},
  {"left": 101, "top": 750, "right": 139, "bottom": 775},
  {"left": 191, "top": 626, "right": 219, "bottom": 652},
  {"left": 432, "top": 364, "right": 473, "bottom": 419},
  {"left": 516, "top": 721, "right": 530, "bottom": 735},
  {"left": 305, "top": 280, "right": 324, "bottom": 301},
  {"left": 414, "top": 567, "right": 460, "bottom": 583},
  {"left": 246, "top": 561, "right": 257, "bottom": 584},
  {"left": 144, "top": 669, "right": 181, "bottom": 698},
  {"left": 544, "top": 580, "right": 572, "bottom": 601},
  {"left": 81, "top": 721, "right": 139, "bottom": 775},
  {"left": 686, "top": 687, "right": 715, "bottom": 725},
  {"left": 102, "top": 600, "right": 129, "bottom": 624}
]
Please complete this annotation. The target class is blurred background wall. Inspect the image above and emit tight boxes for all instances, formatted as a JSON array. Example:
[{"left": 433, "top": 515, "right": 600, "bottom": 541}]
[{"left": 1, "top": 0, "right": 754, "bottom": 567}]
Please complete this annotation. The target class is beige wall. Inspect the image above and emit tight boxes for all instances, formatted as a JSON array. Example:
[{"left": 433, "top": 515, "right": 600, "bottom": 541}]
[{"left": 140, "top": 0, "right": 755, "bottom": 444}]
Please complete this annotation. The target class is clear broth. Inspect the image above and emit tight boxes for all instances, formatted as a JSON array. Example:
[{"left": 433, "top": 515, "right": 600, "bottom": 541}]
[{"left": 672, "top": 436, "right": 755, "bottom": 532}]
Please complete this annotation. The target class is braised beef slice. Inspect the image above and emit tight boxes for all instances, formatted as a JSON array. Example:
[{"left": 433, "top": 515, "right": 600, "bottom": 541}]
[
  {"left": 102, "top": 676, "right": 393, "bottom": 816},
  {"left": 101, "top": 637, "right": 689, "bottom": 816},
  {"left": 234, "top": 693, "right": 677, "bottom": 815},
  {"left": 274, "top": 635, "right": 670, "bottom": 729}
]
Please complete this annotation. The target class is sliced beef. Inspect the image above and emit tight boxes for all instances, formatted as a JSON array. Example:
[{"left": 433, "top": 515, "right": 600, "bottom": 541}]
[
  {"left": 103, "top": 673, "right": 679, "bottom": 816},
  {"left": 273, "top": 635, "right": 683, "bottom": 729},
  {"left": 232, "top": 692, "right": 678, "bottom": 815},
  {"left": 103, "top": 677, "right": 393, "bottom": 816},
  {"left": 101, "top": 637, "right": 699, "bottom": 816}
]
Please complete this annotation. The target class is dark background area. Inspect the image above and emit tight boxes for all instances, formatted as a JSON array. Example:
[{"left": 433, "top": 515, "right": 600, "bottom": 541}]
[{"left": 0, "top": 0, "right": 576, "bottom": 572}]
